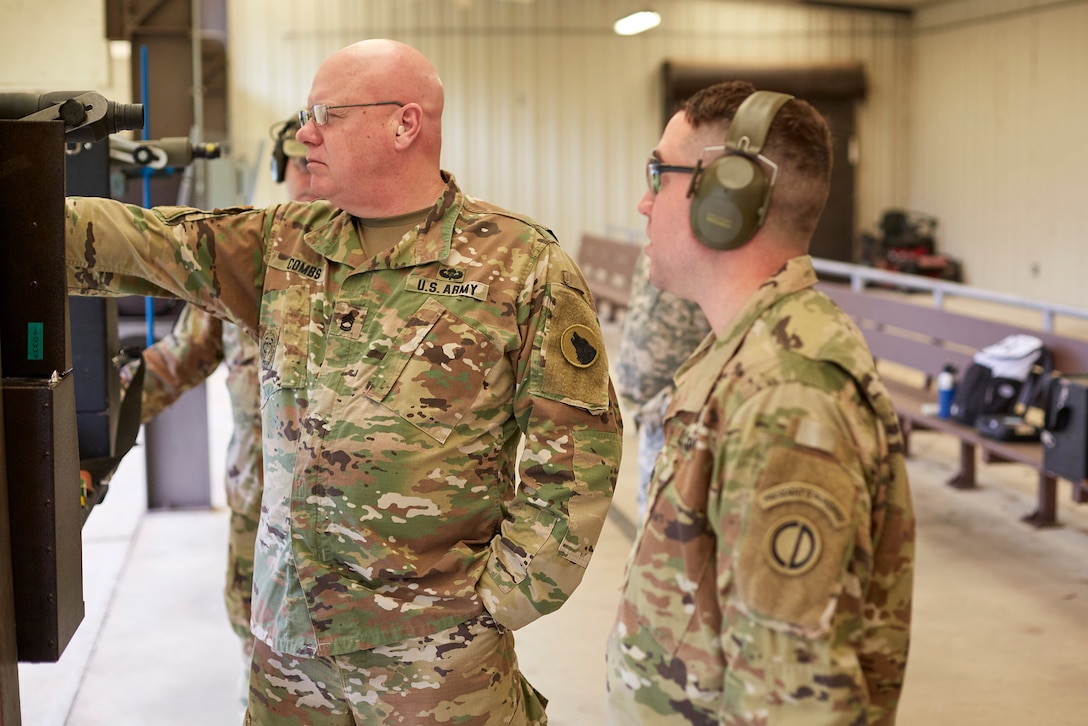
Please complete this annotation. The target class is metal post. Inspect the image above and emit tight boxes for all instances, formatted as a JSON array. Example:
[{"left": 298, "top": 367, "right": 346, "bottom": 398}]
[{"left": 144, "top": 383, "right": 212, "bottom": 509}]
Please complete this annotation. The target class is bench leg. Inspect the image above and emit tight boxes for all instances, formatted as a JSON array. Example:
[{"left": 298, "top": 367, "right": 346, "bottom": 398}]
[
  {"left": 1021, "top": 473, "right": 1060, "bottom": 528},
  {"left": 948, "top": 440, "right": 977, "bottom": 489},
  {"left": 1072, "top": 482, "right": 1088, "bottom": 504}
]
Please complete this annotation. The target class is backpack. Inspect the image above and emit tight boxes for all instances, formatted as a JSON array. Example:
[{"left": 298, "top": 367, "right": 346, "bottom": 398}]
[{"left": 949, "top": 334, "right": 1052, "bottom": 440}]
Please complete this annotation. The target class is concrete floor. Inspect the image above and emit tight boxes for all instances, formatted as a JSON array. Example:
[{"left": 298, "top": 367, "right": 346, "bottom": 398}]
[{"left": 15, "top": 319, "right": 1088, "bottom": 725}]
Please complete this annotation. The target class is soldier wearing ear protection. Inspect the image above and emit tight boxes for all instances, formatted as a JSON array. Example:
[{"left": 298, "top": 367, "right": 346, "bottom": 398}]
[
  {"left": 116, "top": 114, "right": 316, "bottom": 714},
  {"left": 270, "top": 118, "right": 308, "bottom": 183},
  {"left": 271, "top": 117, "right": 316, "bottom": 203},
  {"left": 607, "top": 80, "right": 915, "bottom": 725}
]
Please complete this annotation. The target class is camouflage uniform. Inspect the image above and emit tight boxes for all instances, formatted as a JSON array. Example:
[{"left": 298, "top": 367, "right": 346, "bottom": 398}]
[
  {"left": 606, "top": 256, "right": 914, "bottom": 725},
  {"left": 246, "top": 613, "right": 546, "bottom": 725},
  {"left": 121, "top": 305, "right": 263, "bottom": 652},
  {"left": 614, "top": 252, "right": 711, "bottom": 516},
  {"left": 66, "top": 174, "right": 622, "bottom": 719}
]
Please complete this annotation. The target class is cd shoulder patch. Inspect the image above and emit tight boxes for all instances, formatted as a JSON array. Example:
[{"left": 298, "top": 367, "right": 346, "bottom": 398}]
[{"left": 734, "top": 445, "right": 860, "bottom": 638}]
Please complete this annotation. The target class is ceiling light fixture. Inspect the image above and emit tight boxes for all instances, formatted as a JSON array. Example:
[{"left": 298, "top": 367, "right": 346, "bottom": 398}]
[{"left": 613, "top": 10, "right": 661, "bottom": 36}]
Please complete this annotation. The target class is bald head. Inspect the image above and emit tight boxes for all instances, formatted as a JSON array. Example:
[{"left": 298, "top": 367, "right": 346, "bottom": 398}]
[
  {"left": 329, "top": 39, "right": 445, "bottom": 131},
  {"left": 297, "top": 39, "right": 447, "bottom": 217}
]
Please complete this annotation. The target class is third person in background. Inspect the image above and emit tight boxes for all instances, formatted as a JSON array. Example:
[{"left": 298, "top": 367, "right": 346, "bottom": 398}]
[
  {"left": 122, "top": 116, "right": 314, "bottom": 710},
  {"left": 615, "top": 252, "right": 710, "bottom": 521}
]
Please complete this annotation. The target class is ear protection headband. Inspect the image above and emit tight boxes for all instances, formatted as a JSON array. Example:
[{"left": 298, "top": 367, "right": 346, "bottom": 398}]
[
  {"left": 688, "top": 90, "right": 794, "bottom": 250},
  {"left": 270, "top": 120, "right": 301, "bottom": 184}
]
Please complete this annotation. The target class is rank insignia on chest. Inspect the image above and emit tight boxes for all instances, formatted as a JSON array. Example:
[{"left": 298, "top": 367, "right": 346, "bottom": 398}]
[
  {"left": 407, "top": 271, "right": 489, "bottom": 301},
  {"left": 331, "top": 301, "right": 367, "bottom": 340}
]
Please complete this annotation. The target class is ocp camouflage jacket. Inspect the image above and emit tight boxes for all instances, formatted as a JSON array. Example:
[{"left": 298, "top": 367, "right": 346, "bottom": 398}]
[
  {"left": 607, "top": 256, "right": 914, "bottom": 725},
  {"left": 67, "top": 174, "right": 623, "bottom": 657}
]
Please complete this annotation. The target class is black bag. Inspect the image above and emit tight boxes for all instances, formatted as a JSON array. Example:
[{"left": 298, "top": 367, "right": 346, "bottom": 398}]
[
  {"left": 949, "top": 334, "right": 1052, "bottom": 438},
  {"left": 949, "top": 362, "right": 994, "bottom": 425},
  {"left": 1042, "top": 375, "right": 1088, "bottom": 480}
]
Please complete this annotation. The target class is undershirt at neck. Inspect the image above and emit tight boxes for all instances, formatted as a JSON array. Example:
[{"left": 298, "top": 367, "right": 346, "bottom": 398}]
[{"left": 355, "top": 207, "right": 431, "bottom": 259}]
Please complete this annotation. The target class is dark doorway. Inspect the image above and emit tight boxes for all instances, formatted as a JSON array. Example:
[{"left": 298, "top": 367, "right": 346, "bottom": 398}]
[{"left": 662, "top": 62, "right": 866, "bottom": 263}]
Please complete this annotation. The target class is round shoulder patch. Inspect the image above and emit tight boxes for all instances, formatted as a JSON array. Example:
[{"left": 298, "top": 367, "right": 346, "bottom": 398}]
[
  {"left": 560, "top": 323, "right": 601, "bottom": 368},
  {"left": 764, "top": 514, "right": 822, "bottom": 577}
]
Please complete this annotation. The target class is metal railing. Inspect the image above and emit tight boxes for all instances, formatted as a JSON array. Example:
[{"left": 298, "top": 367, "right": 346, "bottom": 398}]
[{"left": 811, "top": 257, "right": 1088, "bottom": 333}]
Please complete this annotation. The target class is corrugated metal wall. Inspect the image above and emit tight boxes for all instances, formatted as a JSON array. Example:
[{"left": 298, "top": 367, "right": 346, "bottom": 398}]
[
  {"left": 6, "top": 1, "right": 1086, "bottom": 306},
  {"left": 912, "top": 0, "right": 1088, "bottom": 307},
  {"left": 228, "top": 0, "right": 911, "bottom": 257}
]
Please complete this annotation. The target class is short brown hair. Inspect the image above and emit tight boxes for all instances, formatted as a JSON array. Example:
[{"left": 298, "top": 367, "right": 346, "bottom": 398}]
[{"left": 683, "top": 81, "right": 833, "bottom": 242}]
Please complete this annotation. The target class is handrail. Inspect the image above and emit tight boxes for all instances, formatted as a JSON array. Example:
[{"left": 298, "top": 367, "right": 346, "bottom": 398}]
[{"left": 811, "top": 257, "right": 1088, "bottom": 332}]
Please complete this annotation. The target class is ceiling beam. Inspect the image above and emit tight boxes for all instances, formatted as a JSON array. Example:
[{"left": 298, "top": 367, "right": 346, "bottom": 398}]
[{"left": 799, "top": 1, "right": 914, "bottom": 17}]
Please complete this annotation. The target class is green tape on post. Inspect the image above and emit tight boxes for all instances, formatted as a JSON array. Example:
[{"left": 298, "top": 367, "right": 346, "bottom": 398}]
[{"left": 27, "top": 322, "right": 43, "bottom": 361}]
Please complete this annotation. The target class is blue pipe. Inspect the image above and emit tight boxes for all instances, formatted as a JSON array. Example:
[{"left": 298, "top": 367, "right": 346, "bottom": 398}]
[{"left": 140, "top": 44, "right": 154, "bottom": 349}]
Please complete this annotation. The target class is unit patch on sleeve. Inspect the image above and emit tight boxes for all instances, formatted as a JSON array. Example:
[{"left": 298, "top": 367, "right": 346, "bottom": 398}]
[
  {"left": 763, "top": 513, "right": 822, "bottom": 577},
  {"left": 561, "top": 323, "right": 599, "bottom": 368},
  {"left": 539, "top": 285, "right": 610, "bottom": 413},
  {"left": 734, "top": 446, "right": 860, "bottom": 637},
  {"left": 260, "top": 329, "right": 277, "bottom": 367}
]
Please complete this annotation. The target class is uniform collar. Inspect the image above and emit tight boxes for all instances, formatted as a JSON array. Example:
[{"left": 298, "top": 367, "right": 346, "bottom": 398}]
[
  {"left": 304, "top": 172, "right": 463, "bottom": 270},
  {"left": 671, "top": 255, "right": 818, "bottom": 413}
]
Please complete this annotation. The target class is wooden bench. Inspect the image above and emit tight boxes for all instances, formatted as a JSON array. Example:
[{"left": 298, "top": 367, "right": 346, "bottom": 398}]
[
  {"left": 577, "top": 234, "right": 643, "bottom": 321},
  {"left": 818, "top": 281, "right": 1088, "bottom": 527}
]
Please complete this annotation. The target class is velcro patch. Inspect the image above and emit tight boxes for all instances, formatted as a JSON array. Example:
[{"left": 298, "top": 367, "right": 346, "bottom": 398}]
[
  {"left": 540, "top": 286, "right": 610, "bottom": 412},
  {"left": 763, "top": 514, "right": 822, "bottom": 577},
  {"left": 735, "top": 447, "right": 858, "bottom": 637},
  {"left": 330, "top": 301, "right": 367, "bottom": 340},
  {"left": 260, "top": 330, "right": 276, "bottom": 367}
]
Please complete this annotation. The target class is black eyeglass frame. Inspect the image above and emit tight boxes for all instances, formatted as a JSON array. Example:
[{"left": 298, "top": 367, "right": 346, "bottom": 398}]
[
  {"left": 646, "top": 158, "right": 698, "bottom": 194},
  {"left": 298, "top": 101, "right": 405, "bottom": 127}
]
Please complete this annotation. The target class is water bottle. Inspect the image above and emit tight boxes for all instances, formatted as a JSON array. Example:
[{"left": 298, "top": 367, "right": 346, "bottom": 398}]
[{"left": 937, "top": 363, "right": 957, "bottom": 419}]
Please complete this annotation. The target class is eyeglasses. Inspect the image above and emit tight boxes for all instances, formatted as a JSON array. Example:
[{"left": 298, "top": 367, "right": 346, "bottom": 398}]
[
  {"left": 646, "top": 158, "right": 697, "bottom": 194},
  {"left": 298, "top": 101, "right": 405, "bottom": 127}
]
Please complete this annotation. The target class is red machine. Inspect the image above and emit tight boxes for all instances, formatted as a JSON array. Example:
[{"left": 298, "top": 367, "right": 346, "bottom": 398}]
[{"left": 860, "top": 209, "right": 963, "bottom": 282}]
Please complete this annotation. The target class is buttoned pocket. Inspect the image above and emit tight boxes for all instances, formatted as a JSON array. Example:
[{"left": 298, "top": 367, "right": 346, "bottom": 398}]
[
  {"left": 258, "top": 285, "right": 310, "bottom": 404},
  {"left": 365, "top": 298, "right": 501, "bottom": 443}
]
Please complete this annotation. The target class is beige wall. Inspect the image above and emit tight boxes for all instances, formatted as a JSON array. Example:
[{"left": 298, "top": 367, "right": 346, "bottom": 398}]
[
  {"left": 911, "top": 0, "right": 1088, "bottom": 306},
  {"left": 227, "top": 0, "right": 911, "bottom": 253},
  {"left": 2, "top": 0, "right": 1085, "bottom": 307}
]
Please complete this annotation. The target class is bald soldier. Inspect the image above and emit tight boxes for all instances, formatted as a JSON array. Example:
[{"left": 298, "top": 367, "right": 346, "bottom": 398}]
[
  {"left": 606, "top": 81, "right": 915, "bottom": 724},
  {"left": 66, "top": 39, "right": 622, "bottom": 724}
]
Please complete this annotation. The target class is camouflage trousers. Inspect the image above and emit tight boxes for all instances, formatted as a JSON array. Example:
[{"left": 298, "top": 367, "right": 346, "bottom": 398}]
[
  {"left": 224, "top": 507, "right": 259, "bottom": 642},
  {"left": 244, "top": 613, "right": 548, "bottom": 725},
  {"left": 225, "top": 506, "right": 259, "bottom": 708}
]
